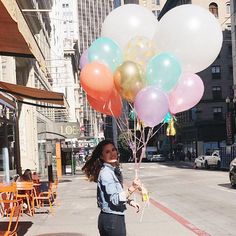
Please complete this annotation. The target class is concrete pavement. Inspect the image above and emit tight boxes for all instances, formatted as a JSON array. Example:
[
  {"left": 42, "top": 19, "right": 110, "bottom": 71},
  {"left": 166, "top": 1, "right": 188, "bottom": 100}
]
[{"left": 17, "top": 168, "right": 208, "bottom": 236}]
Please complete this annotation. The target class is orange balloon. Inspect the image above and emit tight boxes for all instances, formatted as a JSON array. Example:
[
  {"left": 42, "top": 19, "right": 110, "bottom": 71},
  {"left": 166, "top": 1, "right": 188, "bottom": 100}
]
[
  {"left": 113, "top": 70, "right": 122, "bottom": 94},
  {"left": 80, "top": 62, "right": 113, "bottom": 101},
  {"left": 87, "top": 88, "right": 122, "bottom": 117}
]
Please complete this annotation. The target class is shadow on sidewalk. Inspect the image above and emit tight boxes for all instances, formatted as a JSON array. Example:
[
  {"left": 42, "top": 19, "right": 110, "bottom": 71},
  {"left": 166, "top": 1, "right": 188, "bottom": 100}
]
[
  {"left": 218, "top": 183, "right": 233, "bottom": 189},
  {"left": 59, "top": 179, "right": 72, "bottom": 183},
  {"left": 18, "top": 221, "right": 33, "bottom": 236},
  {"left": 36, "top": 233, "right": 84, "bottom": 236}
]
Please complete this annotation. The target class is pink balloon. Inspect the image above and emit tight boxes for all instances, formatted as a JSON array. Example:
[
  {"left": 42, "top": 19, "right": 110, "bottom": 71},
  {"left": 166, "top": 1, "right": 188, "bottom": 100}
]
[
  {"left": 134, "top": 86, "right": 169, "bottom": 127},
  {"left": 168, "top": 73, "right": 204, "bottom": 114},
  {"left": 79, "top": 49, "right": 89, "bottom": 69}
]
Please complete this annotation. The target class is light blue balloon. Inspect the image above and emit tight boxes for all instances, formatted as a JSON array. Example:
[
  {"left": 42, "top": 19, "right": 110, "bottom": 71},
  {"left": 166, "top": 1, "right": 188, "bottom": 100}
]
[
  {"left": 146, "top": 53, "right": 181, "bottom": 92},
  {"left": 88, "top": 37, "right": 123, "bottom": 72},
  {"left": 163, "top": 112, "right": 172, "bottom": 124}
]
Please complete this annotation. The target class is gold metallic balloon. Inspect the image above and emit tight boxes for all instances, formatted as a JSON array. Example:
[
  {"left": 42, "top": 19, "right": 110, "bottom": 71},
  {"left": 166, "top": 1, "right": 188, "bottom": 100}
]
[
  {"left": 114, "top": 61, "right": 145, "bottom": 102},
  {"left": 124, "top": 36, "right": 157, "bottom": 70},
  {"left": 166, "top": 118, "right": 176, "bottom": 136}
]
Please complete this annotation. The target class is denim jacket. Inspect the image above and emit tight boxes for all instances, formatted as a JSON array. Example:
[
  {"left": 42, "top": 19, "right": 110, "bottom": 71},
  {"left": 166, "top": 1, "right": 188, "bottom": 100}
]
[{"left": 97, "top": 163, "right": 127, "bottom": 215}]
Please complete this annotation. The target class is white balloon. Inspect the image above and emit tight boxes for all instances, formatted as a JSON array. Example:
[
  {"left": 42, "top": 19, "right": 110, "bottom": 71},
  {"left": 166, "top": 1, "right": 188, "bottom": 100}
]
[
  {"left": 154, "top": 4, "right": 223, "bottom": 73},
  {"left": 101, "top": 4, "right": 158, "bottom": 49}
]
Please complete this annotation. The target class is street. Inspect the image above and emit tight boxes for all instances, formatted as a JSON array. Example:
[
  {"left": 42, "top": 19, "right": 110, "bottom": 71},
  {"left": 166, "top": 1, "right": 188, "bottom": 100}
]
[
  {"left": 123, "top": 162, "right": 236, "bottom": 236},
  {"left": 19, "top": 162, "right": 236, "bottom": 236}
]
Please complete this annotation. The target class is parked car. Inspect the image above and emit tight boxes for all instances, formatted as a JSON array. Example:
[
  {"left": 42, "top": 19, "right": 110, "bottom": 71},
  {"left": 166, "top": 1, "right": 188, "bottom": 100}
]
[
  {"left": 194, "top": 150, "right": 221, "bottom": 169},
  {"left": 150, "top": 154, "right": 166, "bottom": 162},
  {"left": 229, "top": 157, "right": 236, "bottom": 188},
  {"left": 145, "top": 146, "right": 157, "bottom": 162}
]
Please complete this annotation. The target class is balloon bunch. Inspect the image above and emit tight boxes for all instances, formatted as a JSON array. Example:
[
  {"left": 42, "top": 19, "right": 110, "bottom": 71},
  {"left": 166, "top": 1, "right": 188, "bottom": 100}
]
[{"left": 79, "top": 4, "right": 223, "bottom": 126}]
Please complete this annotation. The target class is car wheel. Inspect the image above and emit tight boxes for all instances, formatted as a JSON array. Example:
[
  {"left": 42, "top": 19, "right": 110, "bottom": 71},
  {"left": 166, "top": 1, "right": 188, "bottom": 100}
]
[
  {"left": 205, "top": 161, "right": 209, "bottom": 169},
  {"left": 217, "top": 161, "right": 221, "bottom": 169},
  {"left": 193, "top": 163, "right": 197, "bottom": 169},
  {"left": 230, "top": 175, "right": 236, "bottom": 188}
]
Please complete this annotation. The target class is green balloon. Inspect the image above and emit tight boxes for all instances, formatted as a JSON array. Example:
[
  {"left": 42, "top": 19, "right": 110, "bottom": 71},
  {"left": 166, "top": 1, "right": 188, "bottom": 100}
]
[
  {"left": 88, "top": 37, "right": 123, "bottom": 72},
  {"left": 129, "top": 110, "right": 136, "bottom": 121},
  {"left": 146, "top": 53, "right": 181, "bottom": 92}
]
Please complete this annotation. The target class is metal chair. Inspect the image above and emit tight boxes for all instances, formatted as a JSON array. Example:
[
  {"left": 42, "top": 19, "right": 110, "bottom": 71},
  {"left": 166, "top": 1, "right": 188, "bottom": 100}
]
[
  {"left": 34, "top": 179, "right": 59, "bottom": 213},
  {"left": 0, "top": 183, "right": 17, "bottom": 217},
  {"left": 15, "top": 182, "right": 34, "bottom": 216},
  {"left": 0, "top": 199, "right": 22, "bottom": 236}
]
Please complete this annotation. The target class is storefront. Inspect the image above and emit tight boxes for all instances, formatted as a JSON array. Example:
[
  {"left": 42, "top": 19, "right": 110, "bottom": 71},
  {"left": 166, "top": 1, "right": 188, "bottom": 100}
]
[{"left": 0, "top": 95, "right": 19, "bottom": 182}]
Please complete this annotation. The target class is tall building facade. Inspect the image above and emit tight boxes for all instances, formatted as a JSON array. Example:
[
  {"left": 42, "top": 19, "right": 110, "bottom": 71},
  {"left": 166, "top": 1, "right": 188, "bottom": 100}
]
[
  {"left": 77, "top": 0, "right": 115, "bottom": 146},
  {"left": 231, "top": 0, "right": 236, "bottom": 94}
]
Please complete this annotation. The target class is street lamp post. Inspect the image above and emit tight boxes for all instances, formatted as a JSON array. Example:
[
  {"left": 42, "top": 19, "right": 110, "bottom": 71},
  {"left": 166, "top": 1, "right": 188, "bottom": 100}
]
[
  {"left": 233, "top": 97, "right": 236, "bottom": 122},
  {"left": 225, "top": 96, "right": 235, "bottom": 146}
]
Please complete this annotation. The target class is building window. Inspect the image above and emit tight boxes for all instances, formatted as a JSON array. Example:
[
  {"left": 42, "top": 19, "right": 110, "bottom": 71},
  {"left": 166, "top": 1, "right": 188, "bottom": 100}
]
[
  {"left": 152, "top": 10, "right": 160, "bottom": 18},
  {"left": 212, "top": 86, "right": 222, "bottom": 99},
  {"left": 213, "top": 107, "right": 222, "bottom": 120},
  {"left": 211, "top": 65, "right": 221, "bottom": 79},
  {"left": 124, "top": 0, "right": 139, "bottom": 4},
  {"left": 226, "top": 2, "right": 230, "bottom": 14},
  {"left": 179, "top": 0, "right": 191, "bottom": 4},
  {"left": 228, "top": 45, "right": 232, "bottom": 57},
  {"left": 209, "top": 2, "right": 219, "bottom": 17},
  {"left": 226, "top": 23, "right": 231, "bottom": 30},
  {"left": 229, "top": 66, "right": 233, "bottom": 79}
]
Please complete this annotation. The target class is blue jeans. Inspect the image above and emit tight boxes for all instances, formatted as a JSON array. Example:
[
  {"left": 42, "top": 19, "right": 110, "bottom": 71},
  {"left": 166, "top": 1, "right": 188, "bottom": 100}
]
[{"left": 98, "top": 212, "right": 126, "bottom": 236}]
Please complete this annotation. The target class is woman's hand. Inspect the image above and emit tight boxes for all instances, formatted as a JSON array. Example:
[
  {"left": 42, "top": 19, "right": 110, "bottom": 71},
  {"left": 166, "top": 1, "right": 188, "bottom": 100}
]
[
  {"left": 126, "top": 178, "right": 143, "bottom": 199},
  {"left": 128, "top": 200, "right": 140, "bottom": 213},
  {"left": 132, "top": 178, "right": 142, "bottom": 191}
]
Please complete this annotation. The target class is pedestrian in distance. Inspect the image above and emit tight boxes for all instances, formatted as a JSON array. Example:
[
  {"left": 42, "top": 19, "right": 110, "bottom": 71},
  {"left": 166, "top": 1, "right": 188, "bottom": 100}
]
[
  {"left": 82, "top": 139, "right": 142, "bottom": 236},
  {"left": 187, "top": 150, "right": 192, "bottom": 162}
]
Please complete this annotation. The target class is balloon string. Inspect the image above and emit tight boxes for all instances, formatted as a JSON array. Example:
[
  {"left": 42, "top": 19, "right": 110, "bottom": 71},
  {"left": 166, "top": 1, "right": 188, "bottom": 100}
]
[
  {"left": 109, "top": 104, "right": 166, "bottom": 179},
  {"left": 133, "top": 103, "right": 138, "bottom": 177},
  {"left": 139, "top": 199, "right": 149, "bottom": 223},
  {"left": 136, "top": 122, "right": 165, "bottom": 153},
  {"left": 138, "top": 127, "right": 152, "bottom": 169},
  {"left": 109, "top": 106, "right": 135, "bottom": 155}
]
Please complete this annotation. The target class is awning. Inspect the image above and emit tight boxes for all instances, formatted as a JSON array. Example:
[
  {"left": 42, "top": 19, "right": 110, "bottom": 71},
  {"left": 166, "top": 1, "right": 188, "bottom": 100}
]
[
  {"left": 0, "top": 81, "right": 65, "bottom": 106},
  {"left": 0, "top": 0, "right": 46, "bottom": 72}
]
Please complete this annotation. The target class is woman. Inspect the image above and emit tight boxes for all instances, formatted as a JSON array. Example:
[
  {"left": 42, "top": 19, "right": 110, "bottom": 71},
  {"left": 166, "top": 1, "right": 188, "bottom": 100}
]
[
  {"left": 17, "top": 169, "right": 33, "bottom": 182},
  {"left": 82, "top": 140, "right": 141, "bottom": 236}
]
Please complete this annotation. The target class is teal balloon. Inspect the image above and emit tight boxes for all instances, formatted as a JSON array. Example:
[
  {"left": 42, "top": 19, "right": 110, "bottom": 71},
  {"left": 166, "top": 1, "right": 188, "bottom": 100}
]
[
  {"left": 146, "top": 53, "right": 181, "bottom": 92},
  {"left": 129, "top": 110, "right": 136, "bottom": 121},
  {"left": 164, "top": 112, "right": 172, "bottom": 124},
  {"left": 88, "top": 37, "right": 123, "bottom": 72}
]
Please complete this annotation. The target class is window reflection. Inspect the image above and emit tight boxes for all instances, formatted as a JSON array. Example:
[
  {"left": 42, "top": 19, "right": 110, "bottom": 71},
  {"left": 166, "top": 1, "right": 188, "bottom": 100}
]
[{"left": 0, "top": 105, "right": 16, "bottom": 181}]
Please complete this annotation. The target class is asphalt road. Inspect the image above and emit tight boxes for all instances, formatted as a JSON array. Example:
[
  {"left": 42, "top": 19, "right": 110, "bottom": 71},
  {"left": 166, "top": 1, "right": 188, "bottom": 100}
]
[{"left": 122, "top": 161, "right": 236, "bottom": 236}]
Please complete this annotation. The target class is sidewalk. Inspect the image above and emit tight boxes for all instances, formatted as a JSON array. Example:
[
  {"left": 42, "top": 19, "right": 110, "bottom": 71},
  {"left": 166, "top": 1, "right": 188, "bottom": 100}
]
[{"left": 17, "top": 171, "right": 198, "bottom": 236}]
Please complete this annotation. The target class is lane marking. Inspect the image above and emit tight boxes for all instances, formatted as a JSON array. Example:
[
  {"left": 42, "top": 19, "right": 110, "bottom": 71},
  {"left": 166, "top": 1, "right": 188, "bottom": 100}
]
[{"left": 149, "top": 197, "right": 211, "bottom": 236}]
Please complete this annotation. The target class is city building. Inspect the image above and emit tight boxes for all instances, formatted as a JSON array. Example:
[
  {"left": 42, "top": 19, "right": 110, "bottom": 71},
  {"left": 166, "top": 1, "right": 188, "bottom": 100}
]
[
  {"left": 77, "top": 0, "right": 115, "bottom": 147},
  {"left": 0, "top": 0, "right": 67, "bottom": 181},
  {"left": 231, "top": 0, "right": 236, "bottom": 103}
]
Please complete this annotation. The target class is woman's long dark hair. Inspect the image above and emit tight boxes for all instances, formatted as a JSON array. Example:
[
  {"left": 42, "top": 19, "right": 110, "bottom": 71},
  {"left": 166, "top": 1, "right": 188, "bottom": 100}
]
[
  {"left": 21, "top": 169, "right": 32, "bottom": 181},
  {"left": 82, "top": 140, "right": 116, "bottom": 182}
]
